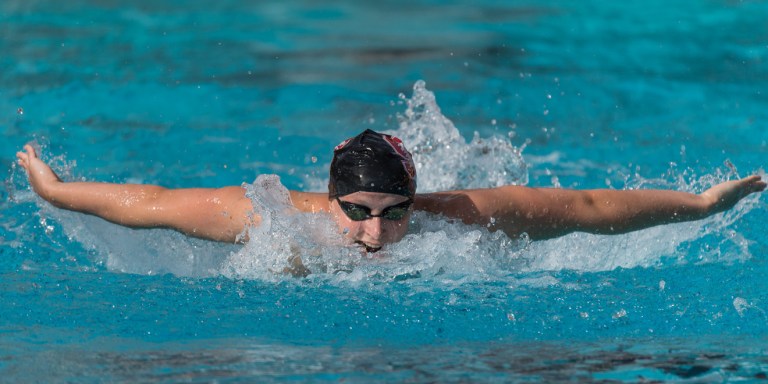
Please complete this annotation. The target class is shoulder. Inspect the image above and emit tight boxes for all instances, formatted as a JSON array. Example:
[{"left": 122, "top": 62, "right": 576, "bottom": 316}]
[
  {"left": 414, "top": 186, "right": 535, "bottom": 225},
  {"left": 414, "top": 190, "right": 488, "bottom": 223},
  {"left": 414, "top": 186, "right": 521, "bottom": 211},
  {"left": 290, "top": 191, "right": 330, "bottom": 213},
  {"left": 208, "top": 187, "right": 330, "bottom": 213}
]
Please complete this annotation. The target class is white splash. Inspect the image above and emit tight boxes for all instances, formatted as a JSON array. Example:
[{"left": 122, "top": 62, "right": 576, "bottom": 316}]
[
  {"left": 10, "top": 82, "right": 766, "bottom": 283},
  {"left": 388, "top": 80, "right": 528, "bottom": 192},
  {"left": 221, "top": 174, "right": 360, "bottom": 281},
  {"left": 220, "top": 175, "right": 528, "bottom": 283},
  {"left": 732, "top": 296, "right": 766, "bottom": 318}
]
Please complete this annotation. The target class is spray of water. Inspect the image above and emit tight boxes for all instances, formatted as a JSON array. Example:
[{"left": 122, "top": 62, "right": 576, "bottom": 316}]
[
  {"left": 9, "top": 140, "right": 237, "bottom": 277},
  {"left": 217, "top": 81, "right": 535, "bottom": 283},
  {"left": 221, "top": 174, "right": 361, "bottom": 281},
  {"left": 8, "top": 81, "right": 765, "bottom": 283},
  {"left": 389, "top": 80, "right": 528, "bottom": 192}
]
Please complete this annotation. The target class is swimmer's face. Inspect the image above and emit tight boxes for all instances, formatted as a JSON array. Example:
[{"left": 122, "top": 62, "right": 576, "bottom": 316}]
[{"left": 330, "top": 191, "right": 412, "bottom": 252}]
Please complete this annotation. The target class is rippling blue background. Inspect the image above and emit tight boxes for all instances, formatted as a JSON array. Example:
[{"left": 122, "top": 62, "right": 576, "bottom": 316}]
[{"left": 2, "top": 0, "right": 767, "bottom": 381}]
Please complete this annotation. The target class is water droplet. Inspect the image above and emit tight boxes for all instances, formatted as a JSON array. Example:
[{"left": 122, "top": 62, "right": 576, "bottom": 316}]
[{"left": 733, "top": 297, "right": 748, "bottom": 316}]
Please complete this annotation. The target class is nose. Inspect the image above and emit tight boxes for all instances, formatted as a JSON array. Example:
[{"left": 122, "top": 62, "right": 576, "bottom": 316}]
[{"left": 362, "top": 216, "right": 385, "bottom": 241}]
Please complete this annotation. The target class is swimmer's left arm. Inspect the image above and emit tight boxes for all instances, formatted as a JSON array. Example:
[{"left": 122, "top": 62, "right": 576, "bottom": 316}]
[
  {"left": 417, "top": 176, "right": 766, "bottom": 240},
  {"left": 495, "top": 176, "right": 765, "bottom": 240}
]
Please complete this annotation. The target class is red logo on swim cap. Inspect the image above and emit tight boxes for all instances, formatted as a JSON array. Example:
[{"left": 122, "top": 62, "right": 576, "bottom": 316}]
[
  {"left": 334, "top": 138, "right": 352, "bottom": 152},
  {"left": 382, "top": 134, "right": 416, "bottom": 179},
  {"left": 400, "top": 159, "right": 416, "bottom": 180},
  {"left": 381, "top": 135, "right": 408, "bottom": 158}
]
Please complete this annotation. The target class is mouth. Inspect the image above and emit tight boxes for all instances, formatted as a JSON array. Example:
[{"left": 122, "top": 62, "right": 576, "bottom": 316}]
[{"left": 355, "top": 241, "right": 382, "bottom": 253}]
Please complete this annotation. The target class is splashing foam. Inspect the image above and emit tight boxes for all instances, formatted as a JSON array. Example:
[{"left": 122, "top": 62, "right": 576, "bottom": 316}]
[
  {"left": 222, "top": 81, "right": 764, "bottom": 281},
  {"left": 389, "top": 80, "right": 528, "bottom": 191},
  {"left": 221, "top": 174, "right": 361, "bottom": 281},
  {"left": 219, "top": 80, "right": 534, "bottom": 283},
  {"left": 220, "top": 175, "right": 528, "bottom": 283},
  {"left": 523, "top": 167, "right": 765, "bottom": 272},
  {"left": 11, "top": 82, "right": 765, "bottom": 282},
  {"left": 9, "top": 142, "right": 237, "bottom": 276}
]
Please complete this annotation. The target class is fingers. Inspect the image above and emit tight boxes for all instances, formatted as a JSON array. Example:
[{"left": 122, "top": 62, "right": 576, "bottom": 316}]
[
  {"left": 751, "top": 179, "right": 767, "bottom": 192},
  {"left": 726, "top": 176, "right": 767, "bottom": 202},
  {"left": 15, "top": 150, "right": 29, "bottom": 170},
  {"left": 24, "top": 144, "right": 37, "bottom": 158},
  {"left": 702, "top": 175, "right": 765, "bottom": 212},
  {"left": 741, "top": 175, "right": 767, "bottom": 193},
  {"left": 15, "top": 144, "right": 39, "bottom": 171}
]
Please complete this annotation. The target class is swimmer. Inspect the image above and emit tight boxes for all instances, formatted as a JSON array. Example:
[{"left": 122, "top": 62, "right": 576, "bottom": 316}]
[{"left": 15, "top": 129, "right": 766, "bottom": 253}]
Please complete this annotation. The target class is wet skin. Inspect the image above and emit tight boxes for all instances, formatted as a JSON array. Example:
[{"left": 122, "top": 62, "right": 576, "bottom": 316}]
[
  {"left": 329, "top": 191, "right": 412, "bottom": 252},
  {"left": 16, "top": 144, "right": 767, "bottom": 246}
]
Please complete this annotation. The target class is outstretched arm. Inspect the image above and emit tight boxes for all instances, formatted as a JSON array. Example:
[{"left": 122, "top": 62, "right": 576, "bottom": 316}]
[
  {"left": 16, "top": 145, "right": 256, "bottom": 243},
  {"left": 416, "top": 176, "right": 766, "bottom": 240}
]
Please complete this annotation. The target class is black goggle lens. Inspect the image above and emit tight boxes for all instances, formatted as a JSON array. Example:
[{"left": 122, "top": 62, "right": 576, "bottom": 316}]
[{"left": 337, "top": 199, "right": 412, "bottom": 221}]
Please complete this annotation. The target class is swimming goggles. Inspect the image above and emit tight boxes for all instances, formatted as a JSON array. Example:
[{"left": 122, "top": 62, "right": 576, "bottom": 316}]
[{"left": 336, "top": 198, "right": 413, "bottom": 221}]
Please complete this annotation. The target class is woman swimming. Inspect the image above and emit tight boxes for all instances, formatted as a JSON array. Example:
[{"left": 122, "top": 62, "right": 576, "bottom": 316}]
[{"left": 16, "top": 129, "right": 766, "bottom": 253}]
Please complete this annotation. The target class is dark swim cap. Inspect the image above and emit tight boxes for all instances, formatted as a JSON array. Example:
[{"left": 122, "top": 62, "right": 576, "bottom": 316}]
[{"left": 329, "top": 129, "right": 417, "bottom": 198}]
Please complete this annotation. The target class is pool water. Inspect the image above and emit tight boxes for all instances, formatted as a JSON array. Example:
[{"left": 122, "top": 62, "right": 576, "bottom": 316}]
[{"left": 2, "top": 0, "right": 768, "bottom": 382}]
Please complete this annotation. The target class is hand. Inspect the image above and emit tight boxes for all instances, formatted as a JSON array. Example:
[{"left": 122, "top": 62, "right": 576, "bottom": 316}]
[
  {"left": 15, "top": 144, "right": 62, "bottom": 199},
  {"left": 700, "top": 175, "right": 766, "bottom": 214}
]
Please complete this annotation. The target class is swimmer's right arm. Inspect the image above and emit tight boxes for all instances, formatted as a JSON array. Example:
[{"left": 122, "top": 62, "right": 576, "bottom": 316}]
[{"left": 16, "top": 145, "right": 256, "bottom": 243}]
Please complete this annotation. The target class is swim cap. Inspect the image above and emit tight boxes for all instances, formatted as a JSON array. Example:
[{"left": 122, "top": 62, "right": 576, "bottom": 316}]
[{"left": 329, "top": 129, "right": 417, "bottom": 198}]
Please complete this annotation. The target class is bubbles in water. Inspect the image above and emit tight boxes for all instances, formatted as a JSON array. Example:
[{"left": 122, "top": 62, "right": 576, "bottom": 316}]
[{"left": 39, "top": 217, "right": 54, "bottom": 235}]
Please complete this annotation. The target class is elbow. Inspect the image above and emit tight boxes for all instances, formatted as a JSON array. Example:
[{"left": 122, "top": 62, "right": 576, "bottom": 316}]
[{"left": 570, "top": 191, "right": 623, "bottom": 233}]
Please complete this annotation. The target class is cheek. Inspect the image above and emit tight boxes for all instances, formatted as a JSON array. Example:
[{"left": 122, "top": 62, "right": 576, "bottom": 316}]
[
  {"left": 335, "top": 216, "right": 361, "bottom": 236},
  {"left": 331, "top": 206, "right": 353, "bottom": 234},
  {"left": 386, "top": 220, "right": 409, "bottom": 238}
]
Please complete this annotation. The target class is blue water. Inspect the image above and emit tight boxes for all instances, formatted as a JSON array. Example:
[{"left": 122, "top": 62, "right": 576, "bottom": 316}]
[{"left": 2, "top": 0, "right": 768, "bottom": 382}]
